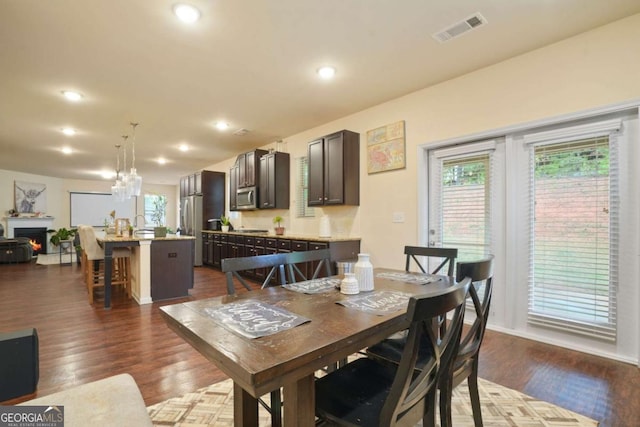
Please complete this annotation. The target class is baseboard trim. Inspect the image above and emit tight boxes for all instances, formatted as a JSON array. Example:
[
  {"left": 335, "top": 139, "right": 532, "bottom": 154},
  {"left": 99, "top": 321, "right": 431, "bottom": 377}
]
[{"left": 487, "top": 324, "right": 638, "bottom": 366}]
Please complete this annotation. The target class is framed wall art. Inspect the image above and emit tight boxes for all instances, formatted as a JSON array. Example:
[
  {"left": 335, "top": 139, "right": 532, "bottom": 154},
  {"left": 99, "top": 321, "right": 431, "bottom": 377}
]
[
  {"left": 14, "top": 181, "right": 47, "bottom": 214},
  {"left": 366, "top": 120, "right": 406, "bottom": 174}
]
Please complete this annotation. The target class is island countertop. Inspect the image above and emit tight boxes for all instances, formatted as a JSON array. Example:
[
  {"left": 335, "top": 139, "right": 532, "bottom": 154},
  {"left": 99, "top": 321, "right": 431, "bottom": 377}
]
[{"left": 98, "top": 234, "right": 196, "bottom": 243}]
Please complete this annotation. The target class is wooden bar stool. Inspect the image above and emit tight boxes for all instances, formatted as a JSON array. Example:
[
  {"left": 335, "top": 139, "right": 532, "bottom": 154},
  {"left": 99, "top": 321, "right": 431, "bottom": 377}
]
[{"left": 77, "top": 226, "right": 132, "bottom": 304}]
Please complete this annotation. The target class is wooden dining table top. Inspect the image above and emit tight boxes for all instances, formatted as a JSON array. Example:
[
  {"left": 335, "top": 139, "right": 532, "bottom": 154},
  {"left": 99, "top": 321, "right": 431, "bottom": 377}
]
[{"left": 160, "top": 268, "right": 454, "bottom": 399}]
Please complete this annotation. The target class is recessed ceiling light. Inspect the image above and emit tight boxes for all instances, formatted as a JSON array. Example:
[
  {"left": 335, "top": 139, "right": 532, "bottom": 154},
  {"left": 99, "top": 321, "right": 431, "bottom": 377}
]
[
  {"left": 157, "top": 157, "right": 167, "bottom": 165},
  {"left": 179, "top": 144, "right": 189, "bottom": 152},
  {"left": 173, "top": 4, "right": 201, "bottom": 23},
  {"left": 61, "top": 147, "right": 73, "bottom": 155},
  {"left": 215, "top": 121, "right": 229, "bottom": 131},
  {"left": 61, "top": 90, "right": 83, "bottom": 101},
  {"left": 62, "top": 128, "right": 76, "bottom": 136},
  {"left": 317, "top": 66, "right": 336, "bottom": 80}
]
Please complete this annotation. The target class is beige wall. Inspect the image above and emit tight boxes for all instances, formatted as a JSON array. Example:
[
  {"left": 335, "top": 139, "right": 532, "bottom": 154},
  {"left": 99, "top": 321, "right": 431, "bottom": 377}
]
[
  {"left": 0, "top": 169, "right": 177, "bottom": 233},
  {"left": 207, "top": 13, "right": 640, "bottom": 269},
  {"left": 3, "top": 14, "right": 639, "bottom": 265}
]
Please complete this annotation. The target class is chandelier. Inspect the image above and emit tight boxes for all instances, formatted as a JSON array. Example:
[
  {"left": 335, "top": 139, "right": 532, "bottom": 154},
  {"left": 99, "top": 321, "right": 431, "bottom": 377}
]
[{"left": 111, "top": 122, "right": 142, "bottom": 201}]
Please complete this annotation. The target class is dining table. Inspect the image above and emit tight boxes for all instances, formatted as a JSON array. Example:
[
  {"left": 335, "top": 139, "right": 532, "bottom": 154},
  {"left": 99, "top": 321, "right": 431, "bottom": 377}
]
[{"left": 159, "top": 268, "right": 454, "bottom": 427}]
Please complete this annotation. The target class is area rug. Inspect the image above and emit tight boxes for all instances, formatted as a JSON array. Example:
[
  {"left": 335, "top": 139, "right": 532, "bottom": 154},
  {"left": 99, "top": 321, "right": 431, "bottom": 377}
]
[
  {"left": 36, "top": 252, "right": 76, "bottom": 265},
  {"left": 147, "top": 377, "right": 598, "bottom": 426}
]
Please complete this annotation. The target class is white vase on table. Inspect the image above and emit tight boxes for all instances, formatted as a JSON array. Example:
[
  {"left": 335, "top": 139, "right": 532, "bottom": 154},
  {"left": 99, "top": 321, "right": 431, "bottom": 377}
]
[{"left": 354, "top": 253, "right": 374, "bottom": 292}]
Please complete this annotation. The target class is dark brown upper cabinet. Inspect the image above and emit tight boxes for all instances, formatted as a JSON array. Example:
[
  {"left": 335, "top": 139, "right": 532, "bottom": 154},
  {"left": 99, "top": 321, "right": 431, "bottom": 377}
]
[
  {"left": 259, "top": 151, "right": 290, "bottom": 209},
  {"left": 180, "top": 171, "right": 205, "bottom": 197},
  {"left": 308, "top": 130, "right": 359, "bottom": 206},
  {"left": 237, "top": 149, "right": 268, "bottom": 188}
]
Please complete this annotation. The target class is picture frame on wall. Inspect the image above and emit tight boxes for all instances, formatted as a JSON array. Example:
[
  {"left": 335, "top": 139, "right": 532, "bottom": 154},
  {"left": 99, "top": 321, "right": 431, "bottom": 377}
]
[
  {"left": 14, "top": 181, "right": 47, "bottom": 214},
  {"left": 366, "top": 120, "right": 406, "bottom": 174}
]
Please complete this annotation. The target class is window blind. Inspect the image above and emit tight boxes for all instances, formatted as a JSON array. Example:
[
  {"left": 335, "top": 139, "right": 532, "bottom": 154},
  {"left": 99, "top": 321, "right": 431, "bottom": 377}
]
[
  {"left": 430, "top": 149, "right": 494, "bottom": 263},
  {"left": 527, "top": 135, "right": 618, "bottom": 341},
  {"left": 296, "top": 156, "right": 315, "bottom": 218}
]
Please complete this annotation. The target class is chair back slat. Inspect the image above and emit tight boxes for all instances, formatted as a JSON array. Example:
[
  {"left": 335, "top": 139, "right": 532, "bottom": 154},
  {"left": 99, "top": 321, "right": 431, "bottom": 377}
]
[
  {"left": 454, "top": 256, "right": 494, "bottom": 359},
  {"left": 221, "top": 253, "right": 288, "bottom": 295},
  {"left": 283, "top": 249, "right": 332, "bottom": 283},
  {"left": 404, "top": 246, "right": 458, "bottom": 276}
]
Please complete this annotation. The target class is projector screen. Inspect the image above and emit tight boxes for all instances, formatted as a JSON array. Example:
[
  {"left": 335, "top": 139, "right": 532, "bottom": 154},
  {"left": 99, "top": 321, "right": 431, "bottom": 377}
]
[{"left": 69, "top": 192, "right": 137, "bottom": 227}]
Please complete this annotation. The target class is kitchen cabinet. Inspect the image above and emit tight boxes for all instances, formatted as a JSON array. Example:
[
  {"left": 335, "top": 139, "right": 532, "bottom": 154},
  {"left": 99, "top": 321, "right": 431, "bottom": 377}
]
[
  {"left": 213, "top": 233, "right": 222, "bottom": 268},
  {"left": 237, "top": 149, "right": 268, "bottom": 188},
  {"left": 181, "top": 171, "right": 204, "bottom": 197},
  {"left": 150, "top": 239, "right": 194, "bottom": 300},
  {"left": 205, "top": 231, "right": 360, "bottom": 279},
  {"left": 258, "top": 151, "right": 290, "bottom": 209},
  {"left": 202, "top": 232, "right": 214, "bottom": 266},
  {"left": 308, "top": 130, "right": 360, "bottom": 206},
  {"left": 229, "top": 163, "right": 238, "bottom": 211}
]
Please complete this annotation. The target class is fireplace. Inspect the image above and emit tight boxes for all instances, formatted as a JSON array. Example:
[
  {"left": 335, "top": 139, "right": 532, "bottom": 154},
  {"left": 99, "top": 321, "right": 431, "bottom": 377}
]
[
  {"left": 7, "top": 217, "right": 55, "bottom": 254},
  {"left": 15, "top": 228, "right": 48, "bottom": 255}
]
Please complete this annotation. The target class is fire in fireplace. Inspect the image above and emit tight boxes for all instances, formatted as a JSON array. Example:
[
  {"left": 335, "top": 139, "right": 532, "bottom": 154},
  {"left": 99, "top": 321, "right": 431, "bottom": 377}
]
[{"left": 15, "top": 228, "right": 47, "bottom": 255}]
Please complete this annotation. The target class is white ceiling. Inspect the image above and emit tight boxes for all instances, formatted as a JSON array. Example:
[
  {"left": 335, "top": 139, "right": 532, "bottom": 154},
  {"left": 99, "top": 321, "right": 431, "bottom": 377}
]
[{"left": 1, "top": 0, "right": 639, "bottom": 185}]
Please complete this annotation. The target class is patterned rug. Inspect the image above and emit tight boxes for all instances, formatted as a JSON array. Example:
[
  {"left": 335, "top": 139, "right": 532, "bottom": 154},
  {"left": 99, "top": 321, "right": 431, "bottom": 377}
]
[
  {"left": 147, "top": 377, "right": 598, "bottom": 426},
  {"left": 36, "top": 252, "right": 77, "bottom": 265}
]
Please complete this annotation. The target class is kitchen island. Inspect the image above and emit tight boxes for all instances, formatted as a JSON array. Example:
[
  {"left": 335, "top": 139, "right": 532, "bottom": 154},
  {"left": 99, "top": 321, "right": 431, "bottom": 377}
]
[{"left": 98, "top": 234, "right": 195, "bottom": 309}]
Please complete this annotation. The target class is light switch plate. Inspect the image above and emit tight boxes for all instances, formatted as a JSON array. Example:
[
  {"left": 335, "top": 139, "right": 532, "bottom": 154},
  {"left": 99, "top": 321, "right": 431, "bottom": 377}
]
[{"left": 392, "top": 212, "right": 405, "bottom": 223}]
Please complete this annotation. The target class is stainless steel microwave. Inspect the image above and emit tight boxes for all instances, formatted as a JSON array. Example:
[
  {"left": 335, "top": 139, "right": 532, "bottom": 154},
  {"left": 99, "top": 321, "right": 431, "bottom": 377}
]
[{"left": 236, "top": 186, "right": 257, "bottom": 210}]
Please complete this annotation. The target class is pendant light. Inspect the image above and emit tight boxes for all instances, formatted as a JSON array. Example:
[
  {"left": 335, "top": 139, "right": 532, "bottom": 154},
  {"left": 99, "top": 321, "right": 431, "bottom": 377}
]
[
  {"left": 127, "top": 122, "right": 142, "bottom": 197},
  {"left": 120, "top": 135, "right": 131, "bottom": 199},
  {"left": 111, "top": 144, "right": 126, "bottom": 202}
]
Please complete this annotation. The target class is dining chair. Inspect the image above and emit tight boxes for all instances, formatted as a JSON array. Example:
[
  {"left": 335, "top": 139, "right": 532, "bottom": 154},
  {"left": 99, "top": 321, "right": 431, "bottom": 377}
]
[
  {"left": 220, "top": 253, "right": 291, "bottom": 427},
  {"left": 221, "top": 252, "right": 288, "bottom": 294},
  {"left": 78, "top": 226, "right": 131, "bottom": 304},
  {"left": 283, "top": 249, "right": 332, "bottom": 284},
  {"left": 282, "top": 249, "right": 346, "bottom": 372},
  {"left": 405, "top": 245, "right": 458, "bottom": 276},
  {"left": 365, "top": 256, "right": 494, "bottom": 427},
  {"left": 315, "top": 277, "right": 471, "bottom": 427},
  {"left": 439, "top": 256, "right": 494, "bottom": 427}
]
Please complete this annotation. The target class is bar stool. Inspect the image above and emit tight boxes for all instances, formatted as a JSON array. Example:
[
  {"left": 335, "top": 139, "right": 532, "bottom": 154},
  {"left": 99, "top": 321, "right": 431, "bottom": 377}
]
[{"left": 77, "top": 226, "right": 132, "bottom": 304}]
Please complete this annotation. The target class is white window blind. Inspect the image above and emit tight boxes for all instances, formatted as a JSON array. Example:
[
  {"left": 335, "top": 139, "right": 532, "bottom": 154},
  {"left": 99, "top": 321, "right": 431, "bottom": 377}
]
[
  {"left": 296, "top": 156, "right": 315, "bottom": 218},
  {"left": 527, "top": 131, "right": 619, "bottom": 341},
  {"left": 430, "top": 143, "right": 494, "bottom": 263}
]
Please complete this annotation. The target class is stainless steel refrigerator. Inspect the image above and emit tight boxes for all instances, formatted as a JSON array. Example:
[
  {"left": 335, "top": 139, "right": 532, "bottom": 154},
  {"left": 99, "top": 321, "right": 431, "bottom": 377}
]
[{"left": 180, "top": 195, "right": 203, "bottom": 266}]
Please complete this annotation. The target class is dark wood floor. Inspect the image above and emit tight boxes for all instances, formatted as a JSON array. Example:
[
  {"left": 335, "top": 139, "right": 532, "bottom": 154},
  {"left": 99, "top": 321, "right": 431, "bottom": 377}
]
[{"left": 1, "top": 261, "right": 637, "bottom": 426}]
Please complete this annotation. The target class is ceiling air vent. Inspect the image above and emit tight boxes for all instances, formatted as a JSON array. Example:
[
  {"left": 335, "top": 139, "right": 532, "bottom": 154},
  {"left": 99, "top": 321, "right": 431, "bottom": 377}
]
[
  {"left": 433, "top": 12, "right": 487, "bottom": 43},
  {"left": 233, "top": 128, "right": 250, "bottom": 136}
]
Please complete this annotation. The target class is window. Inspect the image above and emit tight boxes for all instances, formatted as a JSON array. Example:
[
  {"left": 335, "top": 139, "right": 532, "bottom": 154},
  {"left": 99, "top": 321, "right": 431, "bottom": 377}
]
[
  {"left": 429, "top": 142, "right": 495, "bottom": 263},
  {"left": 296, "top": 156, "right": 315, "bottom": 218},
  {"left": 144, "top": 194, "right": 167, "bottom": 226},
  {"left": 526, "top": 121, "right": 620, "bottom": 341}
]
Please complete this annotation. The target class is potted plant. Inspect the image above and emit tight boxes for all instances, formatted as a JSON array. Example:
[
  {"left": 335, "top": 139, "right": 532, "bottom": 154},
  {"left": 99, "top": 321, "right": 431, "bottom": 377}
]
[
  {"left": 220, "top": 215, "right": 231, "bottom": 232},
  {"left": 273, "top": 216, "right": 285, "bottom": 235},
  {"left": 151, "top": 195, "right": 168, "bottom": 238},
  {"left": 47, "top": 227, "right": 77, "bottom": 254}
]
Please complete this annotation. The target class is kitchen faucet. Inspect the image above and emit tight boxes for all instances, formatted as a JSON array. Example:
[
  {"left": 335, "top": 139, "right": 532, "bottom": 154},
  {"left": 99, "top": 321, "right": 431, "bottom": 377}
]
[{"left": 133, "top": 215, "right": 147, "bottom": 228}]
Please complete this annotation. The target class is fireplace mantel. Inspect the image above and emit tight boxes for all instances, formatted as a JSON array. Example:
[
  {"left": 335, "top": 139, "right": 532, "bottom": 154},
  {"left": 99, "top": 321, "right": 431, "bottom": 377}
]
[{"left": 6, "top": 217, "right": 55, "bottom": 236}]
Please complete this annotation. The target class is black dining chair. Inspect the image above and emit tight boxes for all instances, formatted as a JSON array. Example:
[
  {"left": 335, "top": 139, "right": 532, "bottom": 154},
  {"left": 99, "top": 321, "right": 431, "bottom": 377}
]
[
  {"left": 366, "top": 256, "right": 494, "bottom": 427},
  {"left": 283, "top": 249, "right": 332, "bottom": 283},
  {"left": 315, "top": 278, "right": 471, "bottom": 427},
  {"left": 405, "top": 246, "right": 458, "bottom": 337},
  {"left": 440, "top": 256, "right": 494, "bottom": 427},
  {"left": 405, "top": 245, "right": 458, "bottom": 276},
  {"left": 221, "top": 252, "right": 288, "bottom": 294},
  {"left": 221, "top": 253, "right": 290, "bottom": 427}
]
